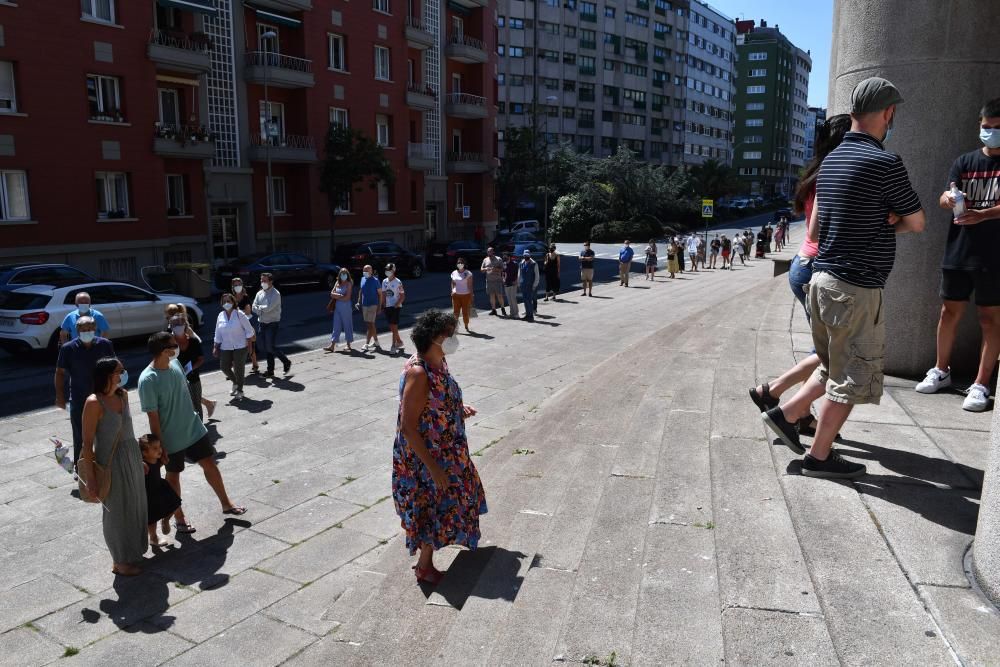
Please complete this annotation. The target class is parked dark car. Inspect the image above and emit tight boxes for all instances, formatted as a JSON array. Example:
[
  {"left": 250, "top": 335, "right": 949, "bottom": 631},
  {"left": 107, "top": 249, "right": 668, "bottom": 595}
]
[
  {"left": 334, "top": 241, "right": 425, "bottom": 279},
  {"left": 773, "top": 208, "right": 794, "bottom": 221},
  {"left": 426, "top": 241, "right": 489, "bottom": 272},
  {"left": 214, "top": 253, "right": 341, "bottom": 292},
  {"left": 0, "top": 263, "right": 94, "bottom": 289}
]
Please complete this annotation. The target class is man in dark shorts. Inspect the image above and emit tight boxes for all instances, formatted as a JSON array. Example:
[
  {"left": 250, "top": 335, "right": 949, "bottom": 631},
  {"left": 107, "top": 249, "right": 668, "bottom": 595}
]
[
  {"left": 580, "top": 241, "right": 596, "bottom": 296},
  {"left": 915, "top": 98, "right": 1000, "bottom": 412},
  {"left": 761, "top": 77, "right": 925, "bottom": 479},
  {"left": 139, "top": 332, "right": 245, "bottom": 532}
]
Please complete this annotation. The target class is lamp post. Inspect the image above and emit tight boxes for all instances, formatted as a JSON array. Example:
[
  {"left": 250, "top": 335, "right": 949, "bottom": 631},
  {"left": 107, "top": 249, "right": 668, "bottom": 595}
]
[
  {"left": 262, "top": 30, "right": 277, "bottom": 253},
  {"left": 541, "top": 94, "right": 557, "bottom": 244}
]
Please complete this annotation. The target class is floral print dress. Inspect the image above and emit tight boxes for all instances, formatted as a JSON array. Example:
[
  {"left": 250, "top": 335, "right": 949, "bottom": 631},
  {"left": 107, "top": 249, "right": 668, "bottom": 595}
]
[{"left": 392, "top": 355, "right": 487, "bottom": 555}]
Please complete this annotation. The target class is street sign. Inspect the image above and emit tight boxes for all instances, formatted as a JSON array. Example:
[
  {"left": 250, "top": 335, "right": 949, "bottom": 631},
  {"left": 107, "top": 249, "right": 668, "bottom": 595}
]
[
  {"left": 701, "top": 199, "right": 714, "bottom": 218},
  {"left": 462, "top": 205, "right": 470, "bottom": 219}
]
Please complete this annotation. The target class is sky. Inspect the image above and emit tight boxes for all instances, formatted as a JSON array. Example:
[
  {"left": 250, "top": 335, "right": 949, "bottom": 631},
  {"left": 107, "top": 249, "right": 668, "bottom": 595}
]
[{"left": 702, "top": 0, "right": 835, "bottom": 108}]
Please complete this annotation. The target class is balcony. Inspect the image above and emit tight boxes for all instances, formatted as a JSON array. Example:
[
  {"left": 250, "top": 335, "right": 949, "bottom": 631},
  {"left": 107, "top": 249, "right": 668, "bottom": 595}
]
[
  {"left": 406, "top": 83, "right": 437, "bottom": 111},
  {"left": 448, "top": 0, "right": 486, "bottom": 7},
  {"left": 407, "top": 142, "right": 438, "bottom": 171},
  {"left": 445, "top": 92, "right": 488, "bottom": 119},
  {"left": 153, "top": 124, "right": 216, "bottom": 159},
  {"left": 249, "top": 0, "right": 312, "bottom": 9},
  {"left": 405, "top": 15, "right": 435, "bottom": 50},
  {"left": 147, "top": 29, "right": 212, "bottom": 74},
  {"left": 445, "top": 34, "right": 487, "bottom": 64},
  {"left": 244, "top": 51, "right": 315, "bottom": 89},
  {"left": 445, "top": 151, "right": 491, "bottom": 174},
  {"left": 248, "top": 133, "right": 317, "bottom": 163}
]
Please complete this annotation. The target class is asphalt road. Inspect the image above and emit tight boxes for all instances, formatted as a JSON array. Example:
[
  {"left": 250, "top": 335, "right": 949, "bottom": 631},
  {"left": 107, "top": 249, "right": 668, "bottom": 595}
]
[{"left": 0, "top": 209, "right": 792, "bottom": 418}]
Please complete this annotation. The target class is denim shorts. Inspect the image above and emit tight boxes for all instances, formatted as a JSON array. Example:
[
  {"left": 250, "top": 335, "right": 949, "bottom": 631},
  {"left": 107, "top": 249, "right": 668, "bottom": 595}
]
[{"left": 788, "top": 255, "right": 814, "bottom": 319}]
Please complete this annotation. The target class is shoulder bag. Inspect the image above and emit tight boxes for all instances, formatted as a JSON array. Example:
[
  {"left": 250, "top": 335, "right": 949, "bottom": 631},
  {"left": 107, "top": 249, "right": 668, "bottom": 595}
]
[{"left": 77, "top": 394, "right": 126, "bottom": 503}]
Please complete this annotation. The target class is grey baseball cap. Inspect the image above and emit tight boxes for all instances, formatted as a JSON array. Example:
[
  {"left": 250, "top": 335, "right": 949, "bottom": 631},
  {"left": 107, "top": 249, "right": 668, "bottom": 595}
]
[{"left": 850, "top": 77, "right": 903, "bottom": 114}]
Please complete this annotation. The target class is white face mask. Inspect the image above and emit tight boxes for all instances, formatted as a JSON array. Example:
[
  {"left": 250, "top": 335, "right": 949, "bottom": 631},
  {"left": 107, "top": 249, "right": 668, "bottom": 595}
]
[
  {"left": 260, "top": 282, "right": 270, "bottom": 291},
  {"left": 118, "top": 370, "right": 129, "bottom": 388},
  {"left": 78, "top": 304, "right": 91, "bottom": 315},
  {"left": 79, "top": 331, "right": 96, "bottom": 344},
  {"left": 171, "top": 325, "right": 186, "bottom": 336},
  {"left": 340, "top": 273, "right": 349, "bottom": 281},
  {"left": 438, "top": 334, "right": 459, "bottom": 355},
  {"left": 167, "top": 348, "right": 179, "bottom": 360},
  {"left": 385, "top": 270, "right": 395, "bottom": 278},
  {"left": 363, "top": 271, "right": 372, "bottom": 279},
  {"left": 456, "top": 264, "right": 465, "bottom": 271},
  {"left": 233, "top": 285, "right": 243, "bottom": 293},
  {"left": 222, "top": 302, "right": 233, "bottom": 311}
]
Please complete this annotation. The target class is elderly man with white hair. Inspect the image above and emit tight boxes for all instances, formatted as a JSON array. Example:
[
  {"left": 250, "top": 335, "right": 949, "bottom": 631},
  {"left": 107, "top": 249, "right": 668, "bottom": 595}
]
[{"left": 60, "top": 291, "right": 111, "bottom": 345}]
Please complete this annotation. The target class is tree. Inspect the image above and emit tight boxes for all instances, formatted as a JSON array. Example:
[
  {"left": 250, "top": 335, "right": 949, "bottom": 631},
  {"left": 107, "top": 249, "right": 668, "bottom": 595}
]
[
  {"left": 687, "top": 159, "right": 739, "bottom": 203},
  {"left": 495, "top": 126, "right": 541, "bottom": 229},
  {"left": 318, "top": 124, "right": 395, "bottom": 259}
]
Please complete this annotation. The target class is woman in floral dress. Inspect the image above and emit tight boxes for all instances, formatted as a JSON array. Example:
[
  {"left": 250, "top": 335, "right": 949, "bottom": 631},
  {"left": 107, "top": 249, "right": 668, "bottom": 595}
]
[{"left": 393, "top": 311, "right": 487, "bottom": 585}]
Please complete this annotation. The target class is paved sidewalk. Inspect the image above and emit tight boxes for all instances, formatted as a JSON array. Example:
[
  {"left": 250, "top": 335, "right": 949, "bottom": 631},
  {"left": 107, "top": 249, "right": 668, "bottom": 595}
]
[{"left": 0, "top": 245, "right": 997, "bottom": 665}]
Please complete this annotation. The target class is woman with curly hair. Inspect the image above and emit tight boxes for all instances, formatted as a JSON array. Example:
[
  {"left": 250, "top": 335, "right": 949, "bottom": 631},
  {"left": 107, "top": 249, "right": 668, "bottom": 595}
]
[{"left": 392, "top": 310, "right": 487, "bottom": 585}]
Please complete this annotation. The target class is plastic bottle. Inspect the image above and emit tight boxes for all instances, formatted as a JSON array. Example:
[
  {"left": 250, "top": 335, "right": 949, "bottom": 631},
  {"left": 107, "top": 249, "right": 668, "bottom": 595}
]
[{"left": 950, "top": 182, "right": 966, "bottom": 217}]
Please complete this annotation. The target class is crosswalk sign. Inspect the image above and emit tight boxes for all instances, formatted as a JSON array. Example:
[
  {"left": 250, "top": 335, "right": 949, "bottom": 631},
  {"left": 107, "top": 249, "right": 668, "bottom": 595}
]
[{"left": 701, "top": 199, "right": 714, "bottom": 218}]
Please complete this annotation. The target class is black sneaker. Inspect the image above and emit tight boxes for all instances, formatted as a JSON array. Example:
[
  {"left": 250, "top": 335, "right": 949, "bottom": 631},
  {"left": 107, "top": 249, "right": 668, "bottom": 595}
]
[
  {"left": 748, "top": 383, "right": 779, "bottom": 413},
  {"left": 489, "top": 310, "right": 497, "bottom": 316},
  {"left": 283, "top": 360, "right": 292, "bottom": 374},
  {"left": 762, "top": 407, "right": 805, "bottom": 454},
  {"left": 797, "top": 415, "right": 817, "bottom": 437},
  {"left": 802, "top": 451, "right": 866, "bottom": 479},
  {"left": 263, "top": 369, "right": 275, "bottom": 378}
]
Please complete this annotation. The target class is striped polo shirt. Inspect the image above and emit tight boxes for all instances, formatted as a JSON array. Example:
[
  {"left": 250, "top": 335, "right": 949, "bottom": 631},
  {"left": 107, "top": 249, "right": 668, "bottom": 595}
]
[{"left": 814, "top": 131, "right": 922, "bottom": 288}]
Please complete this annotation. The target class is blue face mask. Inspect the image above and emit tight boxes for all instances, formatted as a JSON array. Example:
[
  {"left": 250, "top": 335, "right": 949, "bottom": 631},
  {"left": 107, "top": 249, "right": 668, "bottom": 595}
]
[
  {"left": 79, "top": 331, "right": 96, "bottom": 344},
  {"left": 118, "top": 370, "right": 129, "bottom": 388},
  {"left": 981, "top": 127, "right": 1000, "bottom": 149}
]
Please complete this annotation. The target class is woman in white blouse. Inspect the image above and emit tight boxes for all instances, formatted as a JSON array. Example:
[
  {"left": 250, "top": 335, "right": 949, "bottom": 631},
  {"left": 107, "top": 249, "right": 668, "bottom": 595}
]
[{"left": 213, "top": 292, "right": 256, "bottom": 400}]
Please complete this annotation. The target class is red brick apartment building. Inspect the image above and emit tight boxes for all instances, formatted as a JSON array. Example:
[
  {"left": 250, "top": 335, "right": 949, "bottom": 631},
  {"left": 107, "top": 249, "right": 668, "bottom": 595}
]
[{"left": 0, "top": 0, "right": 497, "bottom": 281}]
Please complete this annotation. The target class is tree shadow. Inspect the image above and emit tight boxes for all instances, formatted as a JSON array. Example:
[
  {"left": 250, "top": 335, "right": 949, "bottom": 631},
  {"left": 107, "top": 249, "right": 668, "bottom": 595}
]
[
  {"left": 425, "top": 546, "right": 527, "bottom": 609},
  {"left": 230, "top": 397, "right": 273, "bottom": 414}
]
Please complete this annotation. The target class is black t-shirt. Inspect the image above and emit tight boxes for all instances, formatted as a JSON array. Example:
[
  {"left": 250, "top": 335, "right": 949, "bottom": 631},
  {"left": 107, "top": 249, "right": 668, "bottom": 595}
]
[
  {"left": 711, "top": 239, "right": 721, "bottom": 251},
  {"left": 580, "top": 248, "right": 595, "bottom": 268},
  {"left": 943, "top": 149, "right": 1000, "bottom": 272},
  {"left": 177, "top": 336, "right": 204, "bottom": 383}
]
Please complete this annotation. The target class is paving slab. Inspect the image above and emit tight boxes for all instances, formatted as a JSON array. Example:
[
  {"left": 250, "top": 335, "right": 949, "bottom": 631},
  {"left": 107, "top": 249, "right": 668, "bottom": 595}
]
[
  {"left": 0, "top": 626, "right": 65, "bottom": 667},
  {"left": 326, "top": 468, "right": 392, "bottom": 508},
  {"left": 263, "top": 563, "right": 385, "bottom": 636},
  {"left": 161, "top": 614, "right": 316, "bottom": 667},
  {"left": 486, "top": 565, "right": 575, "bottom": 665},
  {"left": 649, "top": 408, "right": 715, "bottom": 527},
  {"left": 0, "top": 576, "right": 88, "bottom": 634},
  {"left": 721, "top": 607, "right": 839, "bottom": 666},
  {"left": 886, "top": 386, "right": 993, "bottom": 432},
  {"left": 925, "top": 427, "right": 991, "bottom": 480},
  {"left": 919, "top": 584, "right": 1000, "bottom": 667},
  {"left": 341, "top": 496, "right": 403, "bottom": 541},
  {"left": 249, "top": 495, "right": 361, "bottom": 544},
  {"left": 62, "top": 622, "right": 194, "bottom": 666},
  {"left": 256, "top": 526, "right": 380, "bottom": 584}
]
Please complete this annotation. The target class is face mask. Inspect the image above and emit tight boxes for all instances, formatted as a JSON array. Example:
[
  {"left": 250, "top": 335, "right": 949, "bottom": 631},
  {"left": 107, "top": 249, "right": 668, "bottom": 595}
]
[
  {"left": 260, "top": 283, "right": 270, "bottom": 291},
  {"left": 223, "top": 302, "right": 233, "bottom": 311},
  {"left": 456, "top": 264, "right": 465, "bottom": 271},
  {"left": 79, "top": 331, "right": 96, "bottom": 344},
  {"left": 171, "top": 325, "right": 186, "bottom": 336},
  {"left": 340, "top": 273, "right": 349, "bottom": 281},
  {"left": 118, "top": 370, "right": 129, "bottom": 388},
  {"left": 363, "top": 271, "right": 372, "bottom": 279},
  {"left": 233, "top": 285, "right": 243, "bottom": 293},
  {"left": 981, "top": 127, "right": 1000, "bottom": 149},
  {"left": 167, "top": 348, "right": 179, "bottom": 360},
  {"left": 78, "top": 304, "right": 90, "bottom": 315},
  {"left": 438, "top": 334, "right": 460, "bottom": 355},
  {"left": 385, "top": 270, "right": 395, "bottom": 278}
]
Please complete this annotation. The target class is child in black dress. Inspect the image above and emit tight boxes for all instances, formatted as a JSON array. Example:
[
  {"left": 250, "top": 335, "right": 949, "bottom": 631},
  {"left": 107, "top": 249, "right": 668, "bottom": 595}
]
[{"left": 139, "top": 434, "right": 182, "bottom": 547}]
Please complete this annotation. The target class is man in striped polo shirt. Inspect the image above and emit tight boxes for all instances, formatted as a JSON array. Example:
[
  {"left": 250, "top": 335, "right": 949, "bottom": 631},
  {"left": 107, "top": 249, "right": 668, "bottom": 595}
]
[{"left": 762, "top": 77, "right": 926, "bottom": 479}]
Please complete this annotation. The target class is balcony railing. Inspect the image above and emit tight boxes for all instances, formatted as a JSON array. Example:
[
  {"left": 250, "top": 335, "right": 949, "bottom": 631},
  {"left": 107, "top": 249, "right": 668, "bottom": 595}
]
[
  {"left": 154, "top": 123, "right": 214, "bottom": 142},
  {"left": 149, "top": 28, "right": 213, "bottom": 53},
  {"left": 447, "top": 151, "right": 486, "bottom": 163},
  {"left": 446, "top": 92, "right": 486, "bottom": 107},
  {"left": 408, "top": 142, "right": 439, "bottom": 160},
  {"left": 245, "top": 51, "right": 313, "bottom": 73},
  {"left": 405, "top": 14, "right": 427, "bottom": 30},
  {"left": 250, "top": 133, "right": 315, "bottom": 150},
  {"left": 407, "top": 82, "right": 437, "bottom": 98},
  {"left": 448, "top": 33, "right": 485, "bottom": 50}
]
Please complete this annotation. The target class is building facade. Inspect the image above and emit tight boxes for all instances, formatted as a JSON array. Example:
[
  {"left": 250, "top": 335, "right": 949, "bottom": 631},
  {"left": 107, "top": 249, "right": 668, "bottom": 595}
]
[
  {"left": 495, "top": 0, "right": 734, "bottom": 173},
  {"left": 732, "top": 19, "right": 811, "bottom": 198},
  {"left": 803, "top": 105, "right": 826, "bottom": 162},
  {"left": 0, "top": 0, "right": 497, "bottom": 282}
]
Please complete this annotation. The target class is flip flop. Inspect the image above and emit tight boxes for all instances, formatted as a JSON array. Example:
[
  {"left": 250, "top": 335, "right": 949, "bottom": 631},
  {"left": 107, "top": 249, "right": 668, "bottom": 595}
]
[
  {"left": 222, "top": 506, "right": 247, "bottom": 516},
  {"left": 175, "top": 522, "right": 197, "bottom": 534}
]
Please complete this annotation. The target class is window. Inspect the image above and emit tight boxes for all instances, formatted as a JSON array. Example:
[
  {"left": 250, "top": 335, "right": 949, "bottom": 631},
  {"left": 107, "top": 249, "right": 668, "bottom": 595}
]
[
  {"left": 95, "top": 172, "right": 130, "bottom": 219},
  {"left": 377, "top": 181, "right": 392, "bottom": 211},
  {"left": 374, "top": 0, "right": 390, "bottom": 13},
  {"left": 744, "top": 135, "right": 763, "bottom": 143},
  {"left": 563, "top": 80, "right": 576, "bottom": 92},
  {"left": 454, "top": 182, "right": 464, "bottom": 211},
  {"left": 746, "top": 85, "right": 766, "bottom": 94},
  {"left": 0, "top": 170, "right": 29, "bottom": 221},
  {"left": 749, "top": 68, "right": 766, "bottom": 77},
  {"left": 452, "top": 16, "right": 464, "bottom": 35},
  {"left": 158, "top": 88, "right": 179, "bottom": 127},
  {"left": 268, "top": 177, "right": 286, "bottom": 213},
  {"left": 328, "top": 34, "right": 347, "bottom": 71},
  {"left": 336, "top": 192, "right": 351, "bottom": 213},
  {"left": 81, "top": 0, "right": 115, "bottom": 23},
  {"left": 451, "top": 73, "right": 462, "bottom": 93},
  {"left": 374, "top": 46, "right": 391, "bottom": 81},
  {"left": 625, "top": 12, "right": 648, "bottom": 25},
  {"left": 86, "top": 74, "right": 122, "bottom": 121},
  {"left": 166, "top": 174, "right": 187, "bottom": 216},
  {"left": 257, "top": 23, "right": 280, "bottom": 52},
  {"left": 746, "top": 102, "right": 765, "bottom": 111},
  {"left": 745, "top": 118, "right": 764, "bottom": 127},
  {"left": 748, "top": 52, "right": 767, "bottom": 61},
  {"left": 562, "top": 52, "right": 576, "bottom": 65},
  {"left": 743, "top": 151, "right": 762, "bottom": 160},
  {"left": 0, "top": 62, "right": 15, "bottom": 113},
  {"left": 580, "top": 1, "right": 596, "bottom": 15},
  {"left": 604, "top": 7, "right": 615, "bottom": 17},
  {"left": 376, "top": 114, "right": 391, "bottom": 146},
  {"left": 509, "top": 17, "right": 524, "bottom": 29},
  {"left": 259, "top": 100, "right": 285, "bottom": 142}
]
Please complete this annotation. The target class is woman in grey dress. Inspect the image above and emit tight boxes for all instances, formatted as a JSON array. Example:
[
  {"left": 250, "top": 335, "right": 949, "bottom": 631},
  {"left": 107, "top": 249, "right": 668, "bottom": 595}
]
[{"left": 81, "top": 357, "right": 148, "bottom": 576}]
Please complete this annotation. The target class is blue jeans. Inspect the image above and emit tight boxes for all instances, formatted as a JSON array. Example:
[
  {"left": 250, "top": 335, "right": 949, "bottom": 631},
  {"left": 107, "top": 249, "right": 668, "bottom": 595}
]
[
  {"left": 521, "top": 285, "right": 536, "bottom": 318},
  {"left": 257, "top": 321, "right": 289, "bottom": 371},
  {"left": 788, "top": 255, "right": 814, "bottom": 322}
]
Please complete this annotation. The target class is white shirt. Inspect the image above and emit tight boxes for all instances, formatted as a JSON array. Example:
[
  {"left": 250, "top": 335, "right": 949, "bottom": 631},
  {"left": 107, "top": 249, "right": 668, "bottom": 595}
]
[
  {"left": 213, "top": 309, "right": 255, "bottom": 350},
  {"left": 382, "top": 277, "right": 404, "bottom": 307},
  {"left": 451, "top": 270, "right": 473, "bottom": 295},
  {"left": 687, "top": 236, "right": 699, "bottom": 254}
]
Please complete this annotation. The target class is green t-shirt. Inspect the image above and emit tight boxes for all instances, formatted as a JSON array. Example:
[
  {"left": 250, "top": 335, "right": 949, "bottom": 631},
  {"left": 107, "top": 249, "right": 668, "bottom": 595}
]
[{"left": 138, "top": 359, "right": 207, "bottom": 454}]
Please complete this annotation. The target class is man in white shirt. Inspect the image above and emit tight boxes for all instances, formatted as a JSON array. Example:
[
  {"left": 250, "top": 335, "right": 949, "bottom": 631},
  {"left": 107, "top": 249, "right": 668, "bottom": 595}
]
[
  {"left": 251, "top": 273, "right": 292, "bottom": 377},
  {"left": 481, "top": 247, "right": 507, "bottom": 317},
  {"left": 686, "top": 235, "right": 700, "bottom": 272}
]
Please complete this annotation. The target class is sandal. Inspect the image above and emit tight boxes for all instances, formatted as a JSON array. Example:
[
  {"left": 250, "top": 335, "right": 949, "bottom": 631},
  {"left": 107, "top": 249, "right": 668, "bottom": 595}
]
[
  {"left": 222, "top": 506, "right": 247, "bottom": 516},
  {"left": 412, "top": 565, "right": 444, "bottom": 585},
  {"left": 748, "top": 382, "right": 779, "bottom": 413},
  {"left": 175, "top": 522, "right": 197, "bottom": 534}
]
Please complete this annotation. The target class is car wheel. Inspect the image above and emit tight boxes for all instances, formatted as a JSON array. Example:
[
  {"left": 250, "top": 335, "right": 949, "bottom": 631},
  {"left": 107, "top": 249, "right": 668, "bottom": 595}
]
[{"left": 410, "top": 263, "right": 423, "bottom": 279}]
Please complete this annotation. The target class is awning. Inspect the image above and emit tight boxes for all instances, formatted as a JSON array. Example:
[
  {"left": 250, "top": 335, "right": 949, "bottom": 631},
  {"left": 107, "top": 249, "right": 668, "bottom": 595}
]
[
  {"left": 251, "top": 6, "right": 303, "bottom": 28},
  {"left": 157, "top": 0, "right": 218, "bottom": 15}
]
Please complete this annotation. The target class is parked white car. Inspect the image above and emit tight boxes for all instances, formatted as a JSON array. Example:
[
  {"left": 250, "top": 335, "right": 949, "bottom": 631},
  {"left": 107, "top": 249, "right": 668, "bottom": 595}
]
[
  {"left": 510, "top": 219, "right": 541, "bottom": 234},
  {"left": 0, "top": 282, "right": 204, "bottom": 353}
]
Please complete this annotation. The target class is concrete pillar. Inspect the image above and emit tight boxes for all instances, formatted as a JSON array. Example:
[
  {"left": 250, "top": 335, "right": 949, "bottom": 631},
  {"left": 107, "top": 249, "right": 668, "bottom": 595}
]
[
  {"left": 828, "top": 0, "right": 1000, "bottom": 378},
  {"left": 830, "top": 0, "right": 1000, "bottom": 608}
]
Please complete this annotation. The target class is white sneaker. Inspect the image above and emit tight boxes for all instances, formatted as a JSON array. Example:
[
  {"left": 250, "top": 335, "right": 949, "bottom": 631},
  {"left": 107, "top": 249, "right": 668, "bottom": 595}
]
[
  {"left": 234, "top": 390, "right": 244, "bottom": 400},
  {"left": 963, "top": 384, "right": 990, "bottom": 412},
  {"left": 362, "top": 343, "right": 372, "bottom": 352},
  {"left": 915, "top": 367, "right": 951, "bottom": 394},
  {"left": 230, "top": 384, "right": 238, "bottom": 396}
]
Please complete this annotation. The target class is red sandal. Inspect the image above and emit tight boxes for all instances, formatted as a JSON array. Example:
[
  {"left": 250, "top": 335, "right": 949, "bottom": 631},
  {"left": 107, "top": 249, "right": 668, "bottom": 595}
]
[{"left": 412, "top": 565, "right": 444, "bottom": 585}]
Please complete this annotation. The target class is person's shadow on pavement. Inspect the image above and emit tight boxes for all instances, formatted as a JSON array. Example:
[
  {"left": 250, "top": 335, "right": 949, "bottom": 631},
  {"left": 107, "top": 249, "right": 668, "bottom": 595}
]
[
  {"left": 268, "top": 377, "right": 305, "bottom": 392},
  {"left": 424, "top": 546, "right": 527, "bottom": 609},
  {"left": 95, "top": 570, "right": 175, "bottom": 633},
  {"left": 230, "top": 397, "right": 273, "bottom": 414}
]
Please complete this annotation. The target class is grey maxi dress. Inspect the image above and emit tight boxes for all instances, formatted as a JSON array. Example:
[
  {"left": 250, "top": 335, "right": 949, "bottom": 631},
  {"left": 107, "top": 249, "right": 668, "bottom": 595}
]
[{"left": 95, "top": 393, "right": 148, "bottom": 564}]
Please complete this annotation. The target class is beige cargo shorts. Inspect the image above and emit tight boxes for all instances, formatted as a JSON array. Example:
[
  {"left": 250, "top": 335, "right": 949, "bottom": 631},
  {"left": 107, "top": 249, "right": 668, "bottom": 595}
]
[{"left": 808, "top": 270, "right": 886, "bottom": 405}]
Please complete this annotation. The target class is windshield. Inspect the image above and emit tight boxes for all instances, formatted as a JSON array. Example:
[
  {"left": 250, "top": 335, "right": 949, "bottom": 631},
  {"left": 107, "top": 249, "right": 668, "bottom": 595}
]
[{"left": 0, "top": 290, "right": 51, "bottom": 310}]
